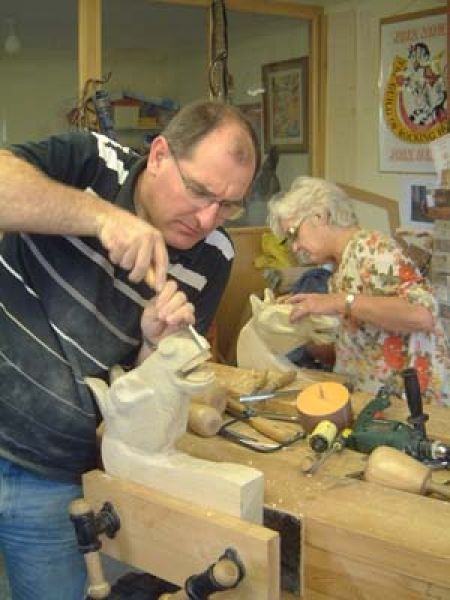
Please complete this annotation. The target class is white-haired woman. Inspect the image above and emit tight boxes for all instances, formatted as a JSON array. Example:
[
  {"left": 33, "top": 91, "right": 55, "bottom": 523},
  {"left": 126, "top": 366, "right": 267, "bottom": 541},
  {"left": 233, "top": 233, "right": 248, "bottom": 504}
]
[{"left": 269, "top": 176, "right": 449, "bottom": 406}]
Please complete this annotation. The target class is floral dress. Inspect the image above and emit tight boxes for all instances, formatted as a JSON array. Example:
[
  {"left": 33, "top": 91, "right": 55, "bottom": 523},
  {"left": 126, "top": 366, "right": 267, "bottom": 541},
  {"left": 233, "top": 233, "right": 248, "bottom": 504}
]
[{"left": 329, "top": 230, "right": 450, "bottom": 406}]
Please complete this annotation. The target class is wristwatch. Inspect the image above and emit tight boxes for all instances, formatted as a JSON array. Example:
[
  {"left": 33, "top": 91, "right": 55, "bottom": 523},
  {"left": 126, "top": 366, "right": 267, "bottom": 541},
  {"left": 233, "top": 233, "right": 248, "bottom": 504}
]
[{"left": 344, "top": 293, "right": 356, "bottom": 318}]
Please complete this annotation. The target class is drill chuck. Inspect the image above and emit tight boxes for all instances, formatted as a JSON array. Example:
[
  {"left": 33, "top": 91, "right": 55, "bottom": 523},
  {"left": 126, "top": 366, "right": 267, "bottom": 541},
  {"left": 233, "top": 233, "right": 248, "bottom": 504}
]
[{"left": 412, "top": 439, "right": 450, "bottom": 461}]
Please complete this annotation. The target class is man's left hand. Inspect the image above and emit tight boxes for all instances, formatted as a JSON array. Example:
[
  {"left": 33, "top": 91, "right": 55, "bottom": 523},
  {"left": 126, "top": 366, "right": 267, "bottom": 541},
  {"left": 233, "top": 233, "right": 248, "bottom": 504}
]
[{"left": 141, "top": 280, "right": 195, "bottom": 346}]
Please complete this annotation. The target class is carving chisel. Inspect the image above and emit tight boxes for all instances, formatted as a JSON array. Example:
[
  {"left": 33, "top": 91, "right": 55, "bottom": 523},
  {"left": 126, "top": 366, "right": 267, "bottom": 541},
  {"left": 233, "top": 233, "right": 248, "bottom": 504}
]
[
  {"left": 226, "top": 398, "right": 304, "bottom": 444},
  {"left": 239, "top": 389, "right": 302, "bottom": 403},
  {"left": 144, "top": 268, "right": 210, "bottom": 356}
]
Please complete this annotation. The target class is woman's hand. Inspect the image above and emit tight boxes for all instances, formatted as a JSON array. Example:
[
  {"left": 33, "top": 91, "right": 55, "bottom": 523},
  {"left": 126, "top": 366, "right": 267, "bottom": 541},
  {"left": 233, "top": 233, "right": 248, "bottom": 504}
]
[
  {"left": 286, "top": 293, "right": 345, "bottom": 322},
  {"left": 140, "top": 280, "right": 195, "bottom": 346}
]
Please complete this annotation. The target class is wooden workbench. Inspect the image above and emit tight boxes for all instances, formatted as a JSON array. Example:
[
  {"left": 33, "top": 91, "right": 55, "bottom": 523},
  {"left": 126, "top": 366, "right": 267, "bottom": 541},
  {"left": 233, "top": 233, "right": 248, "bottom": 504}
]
[{"left": 177, "top": 364, "right": 450, "bottom": 600}]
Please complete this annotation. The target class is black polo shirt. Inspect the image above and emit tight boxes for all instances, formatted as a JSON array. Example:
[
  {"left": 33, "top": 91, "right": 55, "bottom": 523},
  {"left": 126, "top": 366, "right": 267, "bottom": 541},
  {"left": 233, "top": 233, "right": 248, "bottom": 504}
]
[{"left": 0, "top": 131, "right": 233, "bottom": 480}]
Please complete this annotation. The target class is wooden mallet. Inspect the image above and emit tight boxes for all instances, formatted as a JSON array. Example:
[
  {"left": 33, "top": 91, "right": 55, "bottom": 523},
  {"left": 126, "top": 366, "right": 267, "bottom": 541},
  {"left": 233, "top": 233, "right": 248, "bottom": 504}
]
[{"left": 364, "top": 446, "right": 450, "bottom": 500}]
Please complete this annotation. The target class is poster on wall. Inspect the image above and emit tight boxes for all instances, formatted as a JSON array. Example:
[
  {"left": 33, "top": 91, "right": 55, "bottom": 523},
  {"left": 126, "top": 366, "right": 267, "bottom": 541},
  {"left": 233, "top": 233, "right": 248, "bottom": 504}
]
[{"left": 379, "top": 8, "right": 447, "bottom": 173}]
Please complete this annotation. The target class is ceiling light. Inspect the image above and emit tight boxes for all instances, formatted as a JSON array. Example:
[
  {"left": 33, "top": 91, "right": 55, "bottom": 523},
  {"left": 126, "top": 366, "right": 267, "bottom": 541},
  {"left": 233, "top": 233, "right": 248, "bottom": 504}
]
[{"left": 4, "top": 18, "right": 21, "bottom": 55}]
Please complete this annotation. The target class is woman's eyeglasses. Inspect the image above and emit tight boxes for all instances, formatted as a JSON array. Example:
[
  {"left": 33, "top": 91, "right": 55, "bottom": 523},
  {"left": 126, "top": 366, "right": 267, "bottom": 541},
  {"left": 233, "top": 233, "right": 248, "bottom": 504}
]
[{"left": 281, "top": 219, "right": 305, "bottom": 246}]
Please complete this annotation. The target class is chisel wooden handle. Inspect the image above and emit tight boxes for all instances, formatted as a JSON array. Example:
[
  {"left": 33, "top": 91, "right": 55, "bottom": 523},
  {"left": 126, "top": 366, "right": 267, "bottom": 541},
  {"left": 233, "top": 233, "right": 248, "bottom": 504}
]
[
  {"left": 248, "top": 416, "right": 296, "bottom": 444},
  {"left": 426, "top": 480, "right": 450, "bottom": 500},
  {"left": 365, "top": 446, "right": 450, "bottom": 500},
  {"left": 188, "top": 403, "right": 223, "bottom": 437},
  {"left": 191, "top": 381, "right": 227, "bottom": 414},
  {"left": 226, "top": 398, "right": 295, "bottom": 444},
  {"left": 144, "top": 268, "right": 157, "bottom": 290}
]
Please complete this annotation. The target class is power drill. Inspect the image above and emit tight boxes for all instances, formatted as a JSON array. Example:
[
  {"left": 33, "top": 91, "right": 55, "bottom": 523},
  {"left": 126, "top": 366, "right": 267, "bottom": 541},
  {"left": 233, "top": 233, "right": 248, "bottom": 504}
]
[{"left": 346, "top": 368, "right": 450, "bottom": 466}]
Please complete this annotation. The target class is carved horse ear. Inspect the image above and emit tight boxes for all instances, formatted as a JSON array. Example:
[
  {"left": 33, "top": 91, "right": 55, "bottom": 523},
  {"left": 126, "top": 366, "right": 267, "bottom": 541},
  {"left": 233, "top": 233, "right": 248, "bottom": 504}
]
[
  {"left": 85, "top": 377, "right": 110, "bottom": 418},
  {"left": 249, "top": 293, "right": 263, "bottom": 316},
  {"left": 109, "top": 364, "right": 126, "bottom": 384},
  {"left": 263, "top": 288, "right": 276, "bottom": 304}
]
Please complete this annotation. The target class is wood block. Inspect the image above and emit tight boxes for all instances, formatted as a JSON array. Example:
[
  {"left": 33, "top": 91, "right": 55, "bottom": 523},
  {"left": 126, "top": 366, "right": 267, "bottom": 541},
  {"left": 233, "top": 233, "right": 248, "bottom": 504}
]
[
  {"left": 101, "top": 438, "right": 264, "bottom": 523},
  {"left": 83, "top": 470, "right": 280, "bottom": 600}
]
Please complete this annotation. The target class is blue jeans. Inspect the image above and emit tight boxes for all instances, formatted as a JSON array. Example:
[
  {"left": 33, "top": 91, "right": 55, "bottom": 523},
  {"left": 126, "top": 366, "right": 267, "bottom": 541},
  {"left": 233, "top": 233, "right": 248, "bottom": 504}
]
[{"left": 0, "top": 456, "right": 87, "bottom": 600}]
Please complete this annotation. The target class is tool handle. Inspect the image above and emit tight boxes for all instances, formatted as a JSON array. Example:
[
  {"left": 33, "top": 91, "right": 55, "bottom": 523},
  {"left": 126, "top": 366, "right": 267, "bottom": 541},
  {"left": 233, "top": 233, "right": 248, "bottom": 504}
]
[
  {"left": 144, "top": 268, "right": 157, "bottom": 290},
  {"left": 226, "top": 399, "right": 295, "bottom": 443},
  {"left": 226, "top": 397, "right": 247, "bottom": 416},
  {"left": 85, "top": 552, "right": 111, "bottom": 599},
  {"left": 402, "top": 368, "right": 428, "bottom": 434},
  {"left": 211, "top": 558, "right": 241, "bottom": 587},
  {"left": 403, "top": 368, "right": 423, "bottom": 419},
  {"left": 159, "top": 557, "right": 241, "bottom": 599},
  {"left": 249, "top": 416, "right": 295, "bottom": 444},
  {"left": 159, "top": 591, "right": 186, "bottom": 599},
  {"left": 426, "top": 480, "right": 450, "bottom": 500},
  {"left": 188, "top": 403, "right": 223, "bottom": 437},
  {"left": 69, "top": 499, "right": 111, "bottom": 599}
]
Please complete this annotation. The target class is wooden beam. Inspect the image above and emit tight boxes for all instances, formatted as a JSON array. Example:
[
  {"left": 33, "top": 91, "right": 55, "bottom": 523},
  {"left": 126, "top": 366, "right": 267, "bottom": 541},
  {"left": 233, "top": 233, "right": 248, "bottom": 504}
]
[
  {"left": 83, "top": 470, "right": 281, "bottom": 599},
  {"left": 149, "top": 0, "right": 322, "bottom": 20},
  {"left": 78, "top": 0, "right": 102, "bottom": 99},
  {"left": 338, "top": 183, "right": 400, "bottom": 234}
]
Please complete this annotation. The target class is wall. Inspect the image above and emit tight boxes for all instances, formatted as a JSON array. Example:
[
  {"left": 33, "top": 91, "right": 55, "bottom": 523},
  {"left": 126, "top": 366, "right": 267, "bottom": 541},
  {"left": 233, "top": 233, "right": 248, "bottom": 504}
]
[
  {"left": 0, "top": 49, "right": 77, "bottom": 145},
  {"left": 0, "top": 5, "right": 310, "bottom": 199},
  {"left": 325, "top": 0, "right": 447, "bottom": 216},
  {"left": 227, "top": 12, "right": 310, "bottom": 192}
]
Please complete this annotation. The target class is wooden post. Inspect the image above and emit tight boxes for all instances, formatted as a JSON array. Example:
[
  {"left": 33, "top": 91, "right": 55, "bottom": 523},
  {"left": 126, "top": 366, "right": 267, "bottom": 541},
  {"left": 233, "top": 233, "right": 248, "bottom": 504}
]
[
  {"left": 78, "top": 0, "right": 102, "bottom": 127},
  {"left": 447, "top": 1, "right": 449, "bottom": 133}
]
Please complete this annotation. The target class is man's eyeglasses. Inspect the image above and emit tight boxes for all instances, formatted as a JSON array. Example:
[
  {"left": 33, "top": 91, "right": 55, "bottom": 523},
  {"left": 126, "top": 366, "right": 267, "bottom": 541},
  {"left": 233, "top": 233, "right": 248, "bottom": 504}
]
[{"left": 168, "top": 146, "right": 245, "bottom": 220}]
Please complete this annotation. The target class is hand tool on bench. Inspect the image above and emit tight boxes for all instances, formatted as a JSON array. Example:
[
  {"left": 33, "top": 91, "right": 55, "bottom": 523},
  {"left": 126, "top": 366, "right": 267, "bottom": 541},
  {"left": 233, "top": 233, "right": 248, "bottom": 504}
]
[
  {"left": 188, "top": 403, "right": 223, "bottom": 438},
  {"left": 240, "top": 408, "right": 303, "bottom": 424},
  {"left": 226, "top": 397, "right": 305, "bottom": 444},
  {"left": 218, "top": 423, "right": 299, "bottom": 453},
  {"left": 240, "top": 388, "right": 302, "bottom": 403},
  {"left": 301, "top": 426, "right": 352, "bottom": 476},
  {"left": 364, "top": 445, "right": 450, "bottom": 500},
  {"left": 346, "top": 370, "right": 450, "bottom": 467}
]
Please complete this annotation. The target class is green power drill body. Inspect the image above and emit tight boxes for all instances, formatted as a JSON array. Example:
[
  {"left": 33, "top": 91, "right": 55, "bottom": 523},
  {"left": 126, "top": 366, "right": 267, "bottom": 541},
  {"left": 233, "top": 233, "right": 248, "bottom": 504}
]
[{"left": 346, "top": 380, "right": 450, "bottom": 466}]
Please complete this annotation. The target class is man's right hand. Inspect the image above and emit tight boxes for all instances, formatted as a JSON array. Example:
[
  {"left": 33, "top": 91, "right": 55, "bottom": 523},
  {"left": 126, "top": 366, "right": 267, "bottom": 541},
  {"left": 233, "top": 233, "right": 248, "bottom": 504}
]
[{"left": 96, "top": 208, "right": 168, "bottom": 290}]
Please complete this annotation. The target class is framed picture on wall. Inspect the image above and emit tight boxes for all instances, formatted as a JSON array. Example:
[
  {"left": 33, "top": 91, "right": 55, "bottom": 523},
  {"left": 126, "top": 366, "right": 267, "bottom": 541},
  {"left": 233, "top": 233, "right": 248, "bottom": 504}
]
[
  {"left": 262, "top": 57, "right": 308, "bottom": 154},
  {"left": 379, "top": 8, "right": 447, "bottom": 173}
]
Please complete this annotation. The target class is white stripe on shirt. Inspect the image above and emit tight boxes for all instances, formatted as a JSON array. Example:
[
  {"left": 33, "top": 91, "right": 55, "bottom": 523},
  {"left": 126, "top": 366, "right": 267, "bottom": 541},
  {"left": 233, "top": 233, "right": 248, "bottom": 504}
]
[
  {"left": 93, "top": 132, "right": 131, "bottom": 185},
  {"left": 21, "top": 234, "right": 140, "bottom": 346},
  {"left": 65, "top": 237, "right": 147, "bottom": 307},
  {"left": 0, "top": 347, "right": 94, "bottom": 419},
  {"left": 168, "top": 263, "right": 207, "bottom": 291},
  {"left": 205, "top": 230, "right": 234, "bottom": 261}
]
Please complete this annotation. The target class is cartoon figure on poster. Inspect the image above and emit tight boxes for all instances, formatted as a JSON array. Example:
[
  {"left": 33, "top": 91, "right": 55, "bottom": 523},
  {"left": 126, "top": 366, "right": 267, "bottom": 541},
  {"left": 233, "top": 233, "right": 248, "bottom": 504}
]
[{"left": 394, "top": 43, "right": 447, "bottom": 128}]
